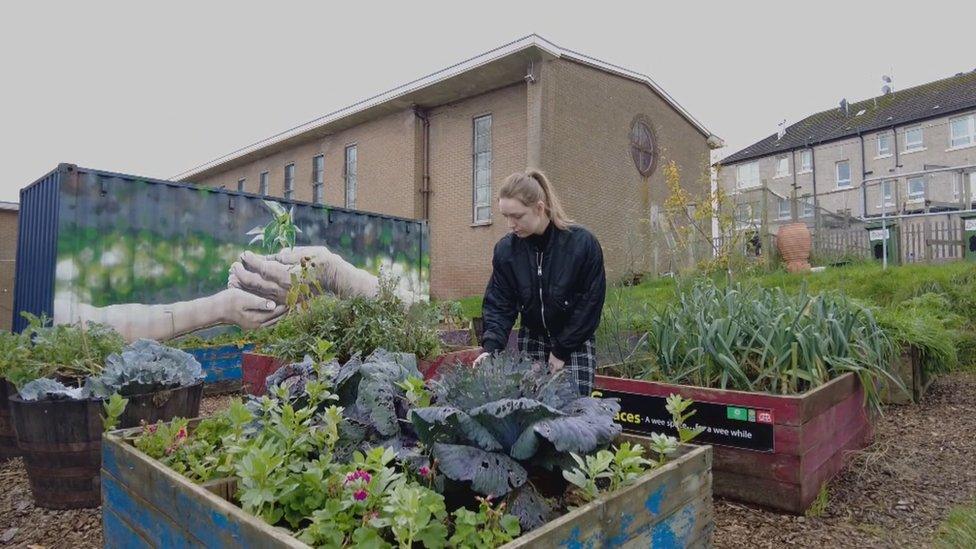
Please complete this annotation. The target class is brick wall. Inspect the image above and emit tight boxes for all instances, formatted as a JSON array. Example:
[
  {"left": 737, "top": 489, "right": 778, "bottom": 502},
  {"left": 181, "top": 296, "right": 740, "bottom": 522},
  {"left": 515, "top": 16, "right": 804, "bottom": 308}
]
[
  {"left": 427, "top": 83, "right": 528, "bottom": 299},
  {"left": 194, "top": 109, "right": 422, "bottom": 220},
  {"left": 542, "top": 59, "right": 711, "bottom": 281},
  {"left": 0, "top": 209, "right": 18, "bottom": 331}
]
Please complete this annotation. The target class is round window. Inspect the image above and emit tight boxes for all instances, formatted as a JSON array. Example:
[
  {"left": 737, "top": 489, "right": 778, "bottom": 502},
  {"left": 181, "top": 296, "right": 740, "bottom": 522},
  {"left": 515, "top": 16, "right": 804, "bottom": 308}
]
[{"left": 630, "top": 117, "right": 657, "bottom": 177}]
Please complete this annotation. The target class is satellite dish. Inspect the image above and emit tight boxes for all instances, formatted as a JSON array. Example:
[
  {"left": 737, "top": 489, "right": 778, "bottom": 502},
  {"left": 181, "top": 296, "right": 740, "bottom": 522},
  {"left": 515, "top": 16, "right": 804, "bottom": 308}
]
[
  {"left": 839, "top": 98, "right": 849, "bottom": 116},
  {"left": 882, "top": 75, "right": 892, "bottom": 83},
  {"left": 777, "top": 119, "right": 787, "bottom": 140},
  {"left": 882, "top": 85, "right": 892, "bottom": 95}
]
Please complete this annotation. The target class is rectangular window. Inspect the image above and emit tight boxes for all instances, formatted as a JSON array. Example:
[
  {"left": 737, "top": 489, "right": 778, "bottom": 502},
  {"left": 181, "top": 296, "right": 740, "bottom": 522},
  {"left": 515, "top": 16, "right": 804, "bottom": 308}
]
[
  {"left": 735, "top": 161, "right": 760, "bottom": 189},
  {"left": 835, "top": 160, "right": 851, "bottom": 188},
  {"left": 736, "top": 203, "right": 755, "bottom": 224},
  {"left": 801, "top": 198, "right": 814, "bottom": 218},
  {"left": 237, "top": 178, "right": 246, "bottom": 192},
  {"left": 949, "top": 114, "right": 975, "bottom": 148},
  {"left": 259, "top": 171, "right": 269, "bottom": 196},
  {"left": 283, "top": 163, "right": 295, "bottom": 200},
  {"left": 774, "top": 155, "right": 790, "bottom": 178},
  {"left": 777, "top": 197, "right": 791, "bottom": 219},
  {"left": 344, "top": 145, "right": 357, "bottom": 209},
  {"left": 907, "top": 176, "right": 926, "bottom": 200},
  {"left": 881, "top": 180, "right": 895, "bottom": 207},
  {"left": 312, "top": 154, "right": 324, "bottom": 204},
  {"left": 472, "top": 114, "right": 492, "bottom": 223},
  {"left": 799, "top": 150, "right": 812, "bottom": 172},
  {"left": 905, "top": 125, "right": 924, "bottom": 151},
  {"left": 877, "top": 133, "right": 891, "bottom": 156}
]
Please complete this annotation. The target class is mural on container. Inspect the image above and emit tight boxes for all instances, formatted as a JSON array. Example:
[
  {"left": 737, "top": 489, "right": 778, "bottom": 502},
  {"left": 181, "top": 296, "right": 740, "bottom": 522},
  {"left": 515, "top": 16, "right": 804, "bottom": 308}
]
[{"left": 52, "top": 171, "right": 428, "bottom": 341}]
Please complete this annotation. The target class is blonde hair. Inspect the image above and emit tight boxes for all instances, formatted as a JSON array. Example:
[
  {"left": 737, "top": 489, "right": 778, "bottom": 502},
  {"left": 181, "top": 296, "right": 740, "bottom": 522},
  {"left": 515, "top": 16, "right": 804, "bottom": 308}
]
[{"left": 499, "top": 170, "right": 574, "bottom": 230}]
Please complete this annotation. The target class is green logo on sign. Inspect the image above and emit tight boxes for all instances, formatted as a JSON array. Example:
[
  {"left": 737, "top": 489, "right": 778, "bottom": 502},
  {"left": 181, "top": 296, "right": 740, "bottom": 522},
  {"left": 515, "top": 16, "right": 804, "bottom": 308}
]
[{"left": 727, "top": 407, "right": 748, "bottom": 421}]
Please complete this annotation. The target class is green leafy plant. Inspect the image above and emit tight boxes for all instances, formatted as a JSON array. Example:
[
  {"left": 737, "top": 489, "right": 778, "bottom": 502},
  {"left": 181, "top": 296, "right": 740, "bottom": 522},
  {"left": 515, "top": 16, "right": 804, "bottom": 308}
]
[
  {"left": 10, "top": 313, "right": 124, "bottom": 387},
  {"left": 87, "top": 339, "right": 205, "bottom": 397},
  {"left": 449, "top": 496, "right": 521, "bottom": 548},
  {"left": 102, "top": 393, "right": 129, "bottom": 432},
  {"left": 384, "top": 482, "right": 449, "bottom": 549},
  {"left": 247, "top": 200, "right": 300, "bottom": 253},
  {"left": 636, "top": 280, "right": 900, "bottom": 410},
  {"left": 666, "top": 393, "right": 706, "bottom": 443},
  {"left": 396, "top": 376, "right": 432, "bottom": 408},
  {"left": 608, "top": 441, "right": 653, "bottom": 492},
  {"left": 411, "top": 352, "right": 622, "bottom": 530},
  {"left": 562, "top": 449, "right": 614, "bottom": 502}
]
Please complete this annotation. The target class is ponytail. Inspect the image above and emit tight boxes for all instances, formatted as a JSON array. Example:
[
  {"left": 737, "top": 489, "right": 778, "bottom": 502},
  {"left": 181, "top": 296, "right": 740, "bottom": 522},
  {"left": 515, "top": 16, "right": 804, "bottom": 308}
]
[{"left": 499, "top": 170, "right": 574, "bottom": 230}]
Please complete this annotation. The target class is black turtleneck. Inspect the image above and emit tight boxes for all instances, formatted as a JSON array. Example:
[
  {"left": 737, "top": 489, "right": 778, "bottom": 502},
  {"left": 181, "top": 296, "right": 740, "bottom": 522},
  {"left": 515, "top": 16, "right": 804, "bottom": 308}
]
[{"left": 526, "top": 220, "right": 553, "bottom": 251}]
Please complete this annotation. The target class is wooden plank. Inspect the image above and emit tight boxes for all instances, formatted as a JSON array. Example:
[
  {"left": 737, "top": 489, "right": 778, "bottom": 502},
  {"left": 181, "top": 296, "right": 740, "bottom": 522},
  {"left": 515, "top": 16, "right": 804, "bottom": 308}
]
[
  {"left": 101, "top": 434, "right": 308, "bottom": 548},
  {"left": 102, "top": 470, "right": 203, "bottom": 547},
  {"left": 775, "top": 384, "right": 868, "bottom": 455},
  {"left": 617, "top": 493, "right": 713, "bottom": 549},
  {"left": 796, "top": 373, "right": 859, "bottom": 424},
  {"left": 798, "top": 416, "right": 873, "bottom": 507},
  {"left": 103, "top": 508, "right": 153, "bottom": 549},
  {"left": 713, "top": 468, "right": 805, "bottom": 513}
]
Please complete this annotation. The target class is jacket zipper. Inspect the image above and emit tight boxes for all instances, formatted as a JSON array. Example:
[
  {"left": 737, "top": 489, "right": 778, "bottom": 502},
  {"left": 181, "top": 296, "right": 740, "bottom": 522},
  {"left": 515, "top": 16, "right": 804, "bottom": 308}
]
[{"left": 537, "top": 250, "right": 551, "bottom": 339}]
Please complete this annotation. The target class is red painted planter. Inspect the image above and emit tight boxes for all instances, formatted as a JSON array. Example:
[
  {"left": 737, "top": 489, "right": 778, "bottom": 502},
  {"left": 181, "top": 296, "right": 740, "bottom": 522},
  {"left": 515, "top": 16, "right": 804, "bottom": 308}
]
[
  {"left": 596, "top": 373, "right": 872, "bottom": 514},
  {"left": 241, "top": 352, "right": 285, "bottom": 396},
  {"left": 419, "top": 347, "right": 484, "bottom": 380}
]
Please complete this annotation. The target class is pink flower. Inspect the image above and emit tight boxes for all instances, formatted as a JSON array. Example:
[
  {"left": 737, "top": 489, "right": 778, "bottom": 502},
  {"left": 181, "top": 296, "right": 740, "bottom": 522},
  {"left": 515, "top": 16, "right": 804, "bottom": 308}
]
[
  {"left": 176, "top": 426, "right": 188, "bottom": 441},
  {"left": 419, "top": 466, "right": 431, "bottom": 478},
  {"left": 353, "top": 489, "right": 368, "bottom": 501},
  {"left": 345, "top": 469, "right": 371, "bottom": 484}
]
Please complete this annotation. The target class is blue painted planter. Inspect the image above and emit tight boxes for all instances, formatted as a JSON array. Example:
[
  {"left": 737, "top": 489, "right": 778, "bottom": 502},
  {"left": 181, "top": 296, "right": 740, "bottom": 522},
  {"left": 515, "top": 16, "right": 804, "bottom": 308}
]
[
  {"left": 101, "top": 428, "right": 712, "bottom": 548},
  {"left": 184, "top": 344, "right": 254, "bottom": 394}
]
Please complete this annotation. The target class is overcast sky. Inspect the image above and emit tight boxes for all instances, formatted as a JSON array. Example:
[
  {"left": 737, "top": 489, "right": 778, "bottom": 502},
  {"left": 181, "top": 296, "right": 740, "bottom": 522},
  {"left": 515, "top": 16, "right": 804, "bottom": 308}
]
[{"left": 2, "top": 1, "right": 973, "bottom": 204}]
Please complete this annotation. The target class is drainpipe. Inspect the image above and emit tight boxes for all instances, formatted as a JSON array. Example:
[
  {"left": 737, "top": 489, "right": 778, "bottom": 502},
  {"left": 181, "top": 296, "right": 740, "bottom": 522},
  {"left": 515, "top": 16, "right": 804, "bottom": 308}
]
[
  {"left": 791, "top": 149, "right": 798, "bottom": 222},
  {"left": 810, "top": 141, "right": 819, "bottom": 233},
  {"left": 859, "top": 132, "right": 868, "bottom": 217},
  {"left": 415, "top": 107, "right": 431, "bottom": 220}
]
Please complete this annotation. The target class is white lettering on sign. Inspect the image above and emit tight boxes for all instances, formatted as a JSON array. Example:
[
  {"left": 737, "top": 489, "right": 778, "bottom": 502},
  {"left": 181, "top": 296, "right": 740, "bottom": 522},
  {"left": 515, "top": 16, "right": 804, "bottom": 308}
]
[
  {"left": 966, "top": 219, "right": 976, "bottom": 231},
  {"left": 869, "top": 229, "right": 890, "bottom": 241}
]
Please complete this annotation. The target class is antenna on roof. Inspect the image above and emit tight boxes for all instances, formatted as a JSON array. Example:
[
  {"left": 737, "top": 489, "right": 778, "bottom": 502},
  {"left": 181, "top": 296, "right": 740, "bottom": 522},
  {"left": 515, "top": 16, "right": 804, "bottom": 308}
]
[
  {"left": 839, "top": 98, "right": 849, "bottom": 117},
  {"left": 776, "top": 119, "right": 787, "bottom": 140}
]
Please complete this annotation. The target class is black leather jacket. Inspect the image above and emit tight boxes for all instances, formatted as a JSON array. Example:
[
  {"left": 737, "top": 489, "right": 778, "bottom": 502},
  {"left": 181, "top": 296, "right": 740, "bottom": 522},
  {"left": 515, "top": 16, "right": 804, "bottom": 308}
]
[{"left": 481, "top": 224, "right": 606, "bottom": 360}]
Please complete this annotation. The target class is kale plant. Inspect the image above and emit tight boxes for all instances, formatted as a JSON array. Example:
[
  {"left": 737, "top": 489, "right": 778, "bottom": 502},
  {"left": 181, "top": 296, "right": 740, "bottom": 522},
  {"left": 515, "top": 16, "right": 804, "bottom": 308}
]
[
  {"left": 410, "top": 352, "right": 622, "bottom": 530},
  {"left": 87, "top": 339, "right": 205, "bottom": 397}
]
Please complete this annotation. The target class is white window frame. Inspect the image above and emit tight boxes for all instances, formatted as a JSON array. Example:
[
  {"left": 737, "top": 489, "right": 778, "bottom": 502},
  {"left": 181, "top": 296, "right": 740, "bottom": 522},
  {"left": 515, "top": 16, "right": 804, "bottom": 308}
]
[
  {"left": 736, "top": 203, "right": 759, "bottom": 227},
  {"left": 312, "top": 154, "right": 324, "bottom": 204},
  {"left": 801, "top": 198, "right": 814, "bottom": 218},
  {"left": 907, "top": 176, "right": 926, "bottom": 202},
  {"left": 777, "top": 197, "right": 791, "bottom": 220},
  {"left": 949, "top": 114, "right": 976, "bottom": 149},
  {"left": 283, "top": 163, "right": 295, "bottom": 200},
  {"left": 774, "top": 155, "right": 790, "bottom": 178},
  {"left": 876, "top": 133, "right": 892, "bottom": 157},
  {"left": 344, "top": 145, "right": 357, "bottom": 209},
  {"left": 904, "top": 125, "right": 925, "bottom": 152},
  {"left": 798, "top": 150, "right": 813, "bottom": 173},
  {"left": 835, "top": 160, "right": 851, "bottom": 188},
  {"left": 472, "top": 114, "right": 492, "bottom": 224},
  {"left": 735, "top": 161, "right": 760, "bottom": 189},
  {"left": 259, "top": 171, "right": 269, "bottom": 196},
  {"left": 237, "top": 178, "right": 246, "bottom": 192},
  {"left": 879, "top": 180, "right": 895, "bottom": 208}
]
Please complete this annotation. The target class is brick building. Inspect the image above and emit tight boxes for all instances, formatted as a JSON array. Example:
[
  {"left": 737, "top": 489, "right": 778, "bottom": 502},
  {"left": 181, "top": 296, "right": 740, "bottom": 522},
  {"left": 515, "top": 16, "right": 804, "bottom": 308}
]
[
  {"left": 178, "top": 35, "right": 723, "bottom": 298},
  {"left": 0, "top": 202, "right": 18, "bottom": 331}
]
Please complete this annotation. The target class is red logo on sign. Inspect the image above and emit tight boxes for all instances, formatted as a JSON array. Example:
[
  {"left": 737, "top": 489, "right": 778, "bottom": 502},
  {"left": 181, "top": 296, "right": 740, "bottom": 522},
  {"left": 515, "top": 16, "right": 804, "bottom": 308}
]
[{"left": 756, "top": 411, "right": 774, "bottom": 424}]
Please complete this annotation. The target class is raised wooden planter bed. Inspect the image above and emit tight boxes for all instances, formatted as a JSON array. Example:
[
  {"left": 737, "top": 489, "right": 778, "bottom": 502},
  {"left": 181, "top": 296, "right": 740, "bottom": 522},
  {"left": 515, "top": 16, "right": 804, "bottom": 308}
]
[
  {"left": 184, "top": 344, "right": 255, "bottom": 395},
  {"left": 596, "top": 372, "right": 871, "bottom": 514},
  {"left": 418, "top": 346, "right": 484, "bottom": 380},
  {"left": 101, "top": 426, "right": 713, "bottom": 548},
  {"left": 241, "top": 352, "right": 284, "bottom": 397},
  {"left": 0, "top": 379, "right": 19, "bottom": 460},
  {"left": 880, "top": 346, "right": 930, "bottom": 405}
]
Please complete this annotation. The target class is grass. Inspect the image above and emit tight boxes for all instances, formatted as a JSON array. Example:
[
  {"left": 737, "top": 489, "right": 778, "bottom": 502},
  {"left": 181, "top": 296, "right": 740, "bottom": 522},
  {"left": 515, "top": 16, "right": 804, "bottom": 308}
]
[{"left": 935, "top": 500, "right": 976, "bottom": 548}]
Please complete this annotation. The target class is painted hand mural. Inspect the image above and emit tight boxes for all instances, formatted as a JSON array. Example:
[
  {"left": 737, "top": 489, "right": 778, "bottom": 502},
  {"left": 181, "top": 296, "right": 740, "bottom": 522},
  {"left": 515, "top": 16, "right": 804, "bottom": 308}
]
[{"left": 52, "top": 174, "right": 429, "bottom": 342}]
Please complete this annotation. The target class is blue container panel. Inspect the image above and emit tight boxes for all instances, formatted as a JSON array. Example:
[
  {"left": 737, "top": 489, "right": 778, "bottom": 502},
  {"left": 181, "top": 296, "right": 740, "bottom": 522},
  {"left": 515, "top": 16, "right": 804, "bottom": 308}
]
[
  {"left": 184, "top": 343, "right": 254, "bottom": 383},
  {"left": 11, "top": 165, "right": 65, "bottom": 332}
]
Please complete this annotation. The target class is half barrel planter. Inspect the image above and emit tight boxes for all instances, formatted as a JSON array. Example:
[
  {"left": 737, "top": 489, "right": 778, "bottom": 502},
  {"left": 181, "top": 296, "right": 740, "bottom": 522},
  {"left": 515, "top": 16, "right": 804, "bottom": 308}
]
[
  {"left": 8, "top": 382, "right": 203, "bottom": 509},
  {"left": 596, "top": 373, "right": 872, "bottom": 514},
  {"left": 0, "top": 379, "right": 19, "bottom": 460},
  {"left": 101, "top": 426, "right": 714, "bottom": 548},
  {"left": 184, "top": 344, "right": 255, "bottom": 395}
]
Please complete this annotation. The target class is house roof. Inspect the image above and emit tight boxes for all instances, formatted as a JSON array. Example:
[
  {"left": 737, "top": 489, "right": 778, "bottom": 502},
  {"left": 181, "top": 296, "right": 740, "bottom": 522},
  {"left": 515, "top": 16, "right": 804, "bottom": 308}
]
[
  {"left": 0, "top": 201, "right": 19, "bottom": 212},
  {"left": 719, "top": 70, "right": 976, "bottom": 166},
  {"left": 174, "top": 34, "right": 722, "bottom": 182}
]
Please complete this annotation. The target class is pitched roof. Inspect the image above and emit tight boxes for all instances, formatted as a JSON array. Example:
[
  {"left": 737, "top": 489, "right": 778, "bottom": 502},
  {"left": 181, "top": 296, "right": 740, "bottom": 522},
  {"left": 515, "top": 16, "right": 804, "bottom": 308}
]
[
  {"left": 175, "top": 34, "right": 722, "bottom": 182},
  {"left": 719, "top": 70, "right": 976, "bottom": 166}
]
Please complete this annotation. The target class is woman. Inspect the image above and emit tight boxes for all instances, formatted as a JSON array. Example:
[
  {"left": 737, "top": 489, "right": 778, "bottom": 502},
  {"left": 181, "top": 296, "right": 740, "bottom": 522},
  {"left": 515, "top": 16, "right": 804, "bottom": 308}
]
[{"left": 475, "top": 170, "right": 607, "bottom": 395}]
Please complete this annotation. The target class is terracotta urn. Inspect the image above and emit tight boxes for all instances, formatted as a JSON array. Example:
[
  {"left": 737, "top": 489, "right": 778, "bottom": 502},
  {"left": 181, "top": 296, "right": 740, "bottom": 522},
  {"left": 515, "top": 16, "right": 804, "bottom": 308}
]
[{"left": 777, "top": 222, "right": 812, "bottom": 273}]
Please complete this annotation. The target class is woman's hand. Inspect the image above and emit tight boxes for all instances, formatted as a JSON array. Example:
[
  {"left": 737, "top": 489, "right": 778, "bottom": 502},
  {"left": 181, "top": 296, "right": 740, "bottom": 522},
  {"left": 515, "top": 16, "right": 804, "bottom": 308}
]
[
  {"left": 548, "top": 353, "right": 565, "bottom": 372},
  {"left": 473, "top": 352, "right": 491, "bottom": 367}
]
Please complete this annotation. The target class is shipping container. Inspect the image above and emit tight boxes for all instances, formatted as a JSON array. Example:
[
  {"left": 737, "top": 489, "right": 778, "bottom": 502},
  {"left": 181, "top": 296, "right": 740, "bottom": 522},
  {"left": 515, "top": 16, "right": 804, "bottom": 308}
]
[{"left": 12, "top": 164, "right": 429, "bottom": 338}]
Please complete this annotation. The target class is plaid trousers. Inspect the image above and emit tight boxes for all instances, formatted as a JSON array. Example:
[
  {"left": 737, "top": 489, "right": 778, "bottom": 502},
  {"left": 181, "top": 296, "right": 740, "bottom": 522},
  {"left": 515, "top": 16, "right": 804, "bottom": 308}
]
[{"left": 518, "top": 328, "right": 596, "bottom": 396}]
